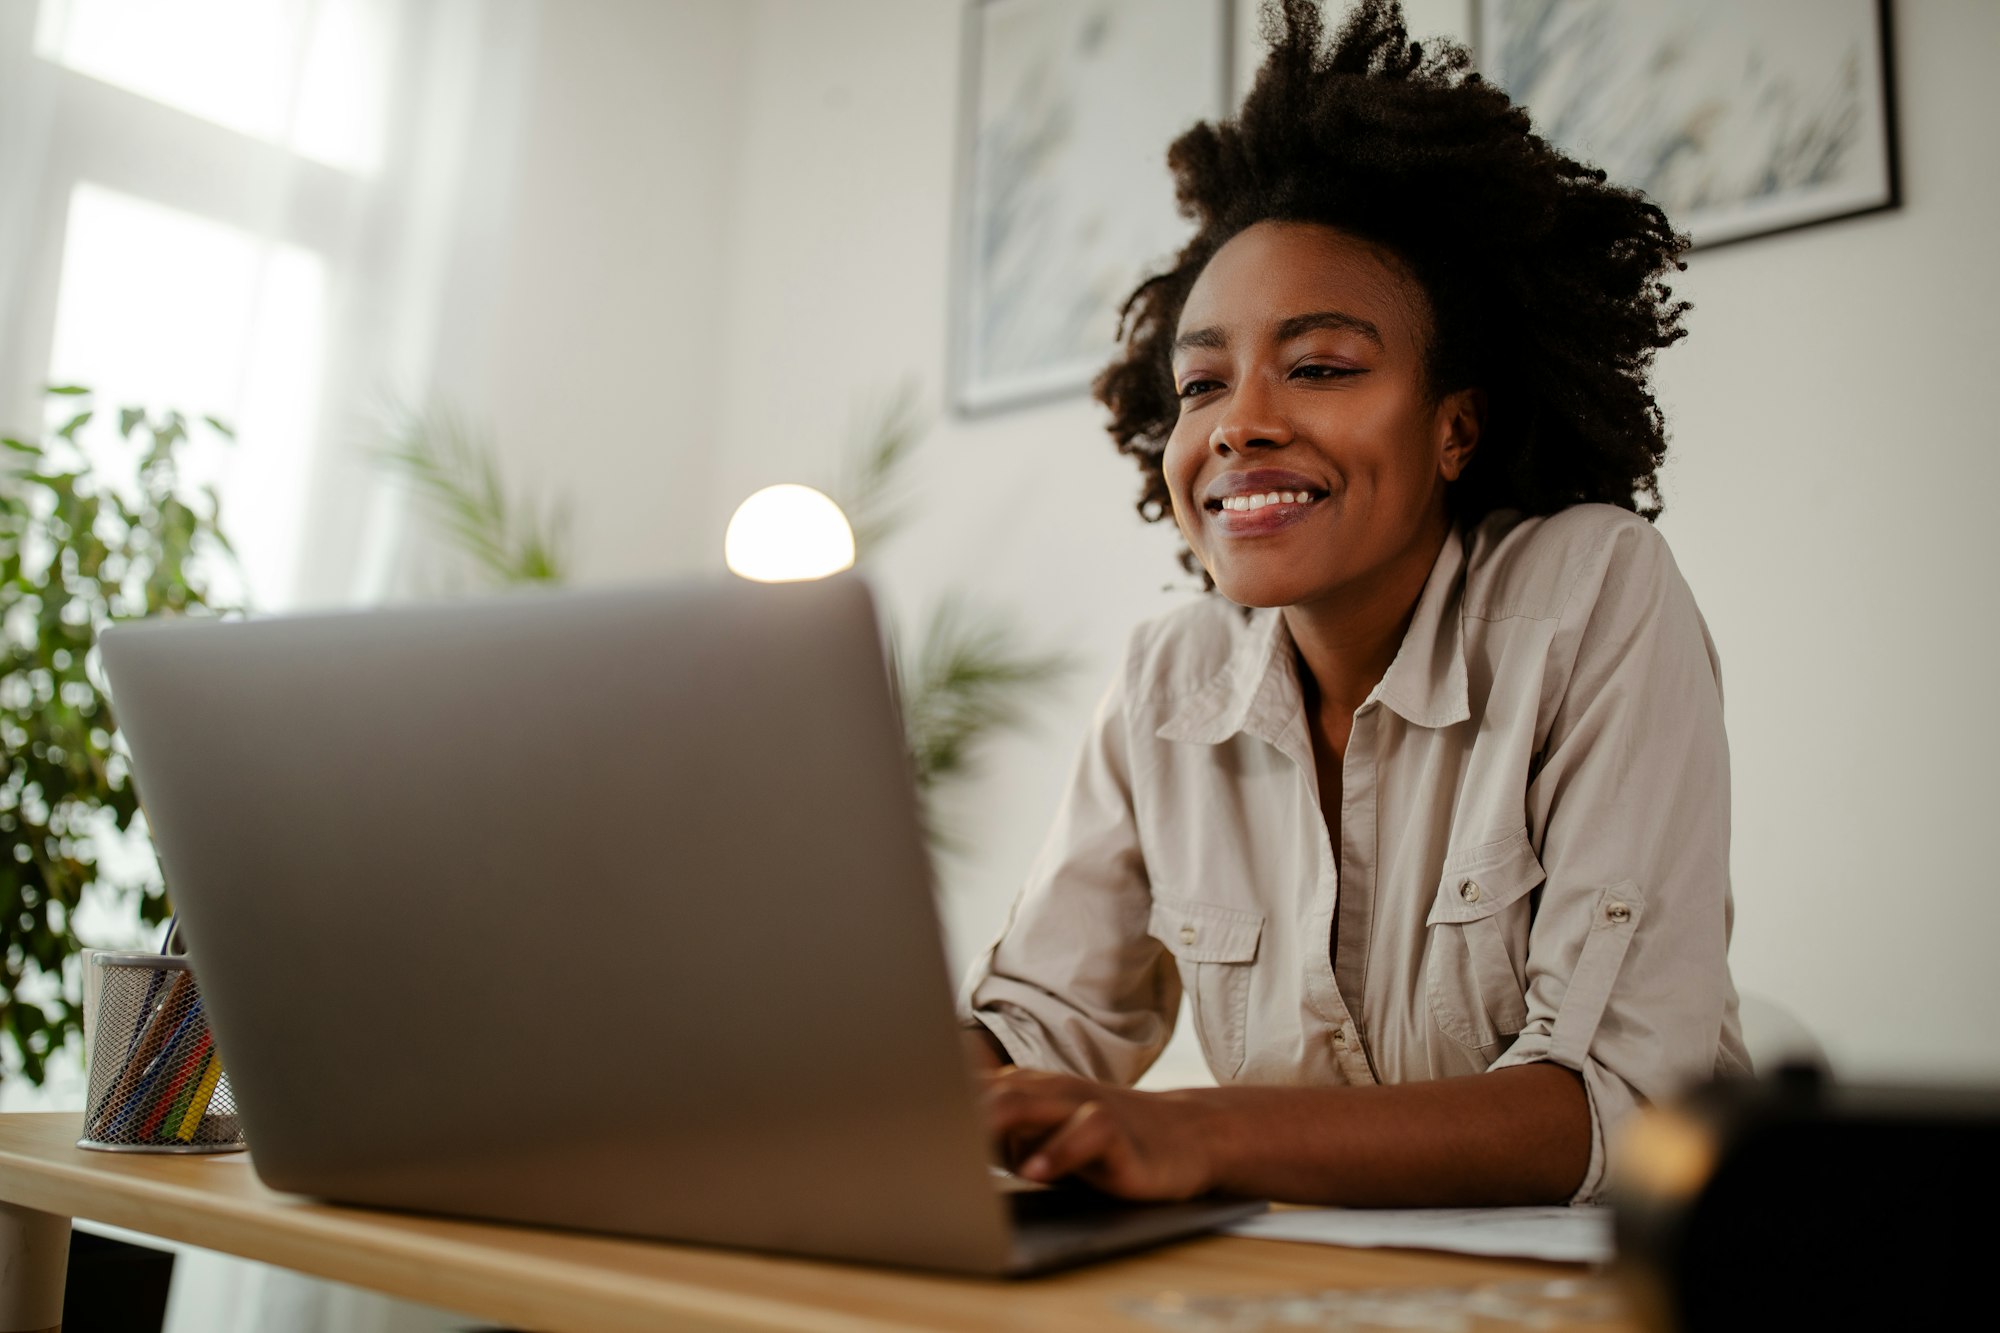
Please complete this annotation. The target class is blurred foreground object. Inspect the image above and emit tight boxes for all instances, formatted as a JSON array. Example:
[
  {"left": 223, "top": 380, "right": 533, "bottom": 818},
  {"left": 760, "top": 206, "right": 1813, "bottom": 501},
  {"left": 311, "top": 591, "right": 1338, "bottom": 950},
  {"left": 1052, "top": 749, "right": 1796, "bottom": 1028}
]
[
  {"left": 0, "top": 386, "right": 238, "bottom": 1085},
  {"left": 1613, "top": 1065, "right": 1999, "bottom": 1329}
]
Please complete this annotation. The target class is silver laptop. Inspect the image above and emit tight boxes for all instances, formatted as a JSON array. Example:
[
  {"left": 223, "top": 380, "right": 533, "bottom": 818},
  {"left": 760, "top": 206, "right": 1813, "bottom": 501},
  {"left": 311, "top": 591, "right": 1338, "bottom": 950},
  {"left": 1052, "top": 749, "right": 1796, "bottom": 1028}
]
[{"left": 98, "top": 575, "right": 1262, "bottom": 1276}]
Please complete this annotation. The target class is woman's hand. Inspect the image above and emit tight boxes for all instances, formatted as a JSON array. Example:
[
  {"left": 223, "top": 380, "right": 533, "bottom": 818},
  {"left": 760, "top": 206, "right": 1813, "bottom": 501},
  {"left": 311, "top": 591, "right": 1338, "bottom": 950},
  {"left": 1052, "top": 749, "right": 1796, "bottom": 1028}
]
[
  {"left": 981, "top": 1063, "right": 1590, "bottom": 1206},
  {"left": 983, "top": 1068, "right": 1216, "bottom": 1200}
]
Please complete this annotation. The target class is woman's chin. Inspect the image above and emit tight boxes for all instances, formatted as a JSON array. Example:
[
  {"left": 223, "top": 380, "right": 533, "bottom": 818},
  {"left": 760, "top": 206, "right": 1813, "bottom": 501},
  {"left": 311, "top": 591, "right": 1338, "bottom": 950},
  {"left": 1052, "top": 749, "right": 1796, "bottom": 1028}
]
[{"left": 1211, "top": 571, "right": 1313, "bottom": 610}]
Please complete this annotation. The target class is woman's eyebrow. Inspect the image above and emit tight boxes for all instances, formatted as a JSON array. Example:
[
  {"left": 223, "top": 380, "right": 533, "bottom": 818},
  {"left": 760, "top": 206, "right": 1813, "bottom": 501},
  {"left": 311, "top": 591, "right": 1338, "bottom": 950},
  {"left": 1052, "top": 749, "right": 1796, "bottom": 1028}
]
[
  {"left": 1172, "top": 310, "right": 1385, "bottom": 358},
  {"left": 1172, "top": 326, "right": 1229, "bottom": 355},
  {"left": 1273, "top": 310, "right": 1383, "bottom": 346}
]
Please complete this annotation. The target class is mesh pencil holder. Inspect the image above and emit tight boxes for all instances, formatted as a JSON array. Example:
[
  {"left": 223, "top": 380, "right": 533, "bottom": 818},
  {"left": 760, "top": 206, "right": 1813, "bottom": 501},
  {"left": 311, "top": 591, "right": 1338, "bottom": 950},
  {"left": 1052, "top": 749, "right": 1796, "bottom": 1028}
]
[{"left": 79, "top": 952, "right": 245, "bottom": 1154}]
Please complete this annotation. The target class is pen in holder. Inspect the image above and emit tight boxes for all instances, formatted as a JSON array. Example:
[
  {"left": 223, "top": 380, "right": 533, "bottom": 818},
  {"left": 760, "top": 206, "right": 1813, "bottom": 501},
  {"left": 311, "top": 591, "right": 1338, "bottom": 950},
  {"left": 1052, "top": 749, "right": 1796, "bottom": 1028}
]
[{"left": 78, "top": 952, "right": 245, "bottom": 1154}]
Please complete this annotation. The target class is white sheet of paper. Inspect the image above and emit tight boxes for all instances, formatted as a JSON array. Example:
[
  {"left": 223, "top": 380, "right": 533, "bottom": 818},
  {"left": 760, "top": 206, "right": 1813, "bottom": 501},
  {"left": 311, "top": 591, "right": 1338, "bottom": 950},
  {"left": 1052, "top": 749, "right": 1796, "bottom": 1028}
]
[{"left": 1226, "top": 1205, "right": 1613, "bottom": 1264}]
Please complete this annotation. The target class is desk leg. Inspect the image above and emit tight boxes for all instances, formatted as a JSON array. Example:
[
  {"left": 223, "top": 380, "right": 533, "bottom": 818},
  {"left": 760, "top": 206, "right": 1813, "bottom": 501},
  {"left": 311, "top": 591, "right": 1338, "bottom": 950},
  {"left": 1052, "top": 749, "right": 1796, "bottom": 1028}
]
[{"left": 0, "top": 1201, "right": 67, "bottom": 1333}]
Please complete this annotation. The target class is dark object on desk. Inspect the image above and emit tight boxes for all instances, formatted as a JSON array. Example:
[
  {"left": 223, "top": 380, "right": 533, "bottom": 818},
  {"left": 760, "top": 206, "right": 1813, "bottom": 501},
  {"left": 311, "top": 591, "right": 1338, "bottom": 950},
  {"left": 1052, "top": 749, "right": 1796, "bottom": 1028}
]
[
  {"left": 64, "top": 1231, "right": 174, "bottom": 1333},
  {"left": 1613, "top": 1064, "right": 1999, "bottom": 1330}
]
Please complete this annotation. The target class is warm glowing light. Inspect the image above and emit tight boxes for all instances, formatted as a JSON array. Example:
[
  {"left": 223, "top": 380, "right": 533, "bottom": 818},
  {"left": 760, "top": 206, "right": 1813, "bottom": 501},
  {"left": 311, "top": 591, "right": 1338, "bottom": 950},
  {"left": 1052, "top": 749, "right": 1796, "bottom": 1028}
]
[{"left": 724, "top": 485, "right": 856, "bottom": 583}]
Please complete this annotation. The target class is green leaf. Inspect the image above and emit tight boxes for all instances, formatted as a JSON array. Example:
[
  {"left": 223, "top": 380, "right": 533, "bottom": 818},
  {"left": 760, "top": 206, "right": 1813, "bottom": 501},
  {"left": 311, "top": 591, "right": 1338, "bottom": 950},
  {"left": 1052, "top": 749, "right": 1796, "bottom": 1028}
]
[
  {"left": 44, "top": 384, "right": 89, "bottom": 397},
  {"left": 376, "top": 403, "right": 569, "bottom": 588},
  {"left": 897, "top": 594, "right": 1074, "bottom": 800},
  {"left": 118, "top": 407, "right": 144, "bottom": 439},
  {"left": 1, "top": 438, "right": 41, "bottom": 457},
  {"left": 55, "top": 410, "right": 93, "bottom": 441},
  {"left": 0, "top": 388, "right": 238, "bottom": 1087},
  {"left": 201, "top": 415, "right": 237, "bottom": 441},
  {"left": 827, "top": 378, "right": 926, "bottom": 564}
]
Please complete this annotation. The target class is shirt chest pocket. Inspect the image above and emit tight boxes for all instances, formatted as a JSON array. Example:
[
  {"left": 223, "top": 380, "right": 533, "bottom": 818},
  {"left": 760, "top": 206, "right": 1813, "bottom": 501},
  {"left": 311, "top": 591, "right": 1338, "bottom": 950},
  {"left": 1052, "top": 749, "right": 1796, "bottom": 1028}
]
[
  {"left": 1425, "top": 829, "right": 1544, "bottom": 1051},
  {"left": 1148, "top": 896, "right": 1263, "bottom": 1081}
]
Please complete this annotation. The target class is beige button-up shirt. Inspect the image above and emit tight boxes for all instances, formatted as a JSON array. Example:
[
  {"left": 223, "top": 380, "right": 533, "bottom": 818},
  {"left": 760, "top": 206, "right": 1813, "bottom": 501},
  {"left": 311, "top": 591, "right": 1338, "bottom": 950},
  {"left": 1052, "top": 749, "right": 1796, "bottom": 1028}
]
[{"left": 961, "top": 503, "right": 1749, "bottom": 1201}]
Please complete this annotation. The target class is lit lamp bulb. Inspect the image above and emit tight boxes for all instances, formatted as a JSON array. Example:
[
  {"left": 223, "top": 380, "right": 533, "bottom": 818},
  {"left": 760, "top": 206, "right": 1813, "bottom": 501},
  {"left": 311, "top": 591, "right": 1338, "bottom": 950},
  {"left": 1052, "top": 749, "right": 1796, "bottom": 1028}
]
[{"left": 724, "top": 484, "right": 856, "bottom": 582}]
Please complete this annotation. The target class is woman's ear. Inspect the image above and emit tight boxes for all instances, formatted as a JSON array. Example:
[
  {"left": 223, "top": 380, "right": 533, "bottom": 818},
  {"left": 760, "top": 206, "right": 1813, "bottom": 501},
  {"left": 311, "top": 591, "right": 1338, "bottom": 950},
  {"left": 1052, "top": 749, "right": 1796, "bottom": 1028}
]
[{"left": 1436, "top": 387, "right": 1486, "bottom": 482}]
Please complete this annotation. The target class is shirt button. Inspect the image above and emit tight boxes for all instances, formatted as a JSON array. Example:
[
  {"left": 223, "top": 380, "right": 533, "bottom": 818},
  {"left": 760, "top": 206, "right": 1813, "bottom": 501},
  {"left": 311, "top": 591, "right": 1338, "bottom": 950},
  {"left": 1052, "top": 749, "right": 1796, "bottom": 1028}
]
[
  {"left": 1459, "top": 879, "right": 1481, "bottom": 903},
  {"left": 1179, "top": 924, "right": 1197, "bottom": 945},
  {"left": 1606, "top": 902, "right": 1632, "bottom": 924},
  {"left": 1331, "top": 1029, "right": 1346, "bottom": 1045}
]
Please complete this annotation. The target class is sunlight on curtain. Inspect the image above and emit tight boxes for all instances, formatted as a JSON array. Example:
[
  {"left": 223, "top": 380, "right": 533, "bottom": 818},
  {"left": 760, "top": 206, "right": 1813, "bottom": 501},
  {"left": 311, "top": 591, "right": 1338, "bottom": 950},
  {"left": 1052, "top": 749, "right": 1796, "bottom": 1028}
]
[
  {"left": 1, "top": 0, "right": 538, "bottom": 614},
  {"left": 48, "top": 185, "right": 326, "bottom": 610},
  {"left": 34, "top": 0, "right": 393, "bottom": 174}
]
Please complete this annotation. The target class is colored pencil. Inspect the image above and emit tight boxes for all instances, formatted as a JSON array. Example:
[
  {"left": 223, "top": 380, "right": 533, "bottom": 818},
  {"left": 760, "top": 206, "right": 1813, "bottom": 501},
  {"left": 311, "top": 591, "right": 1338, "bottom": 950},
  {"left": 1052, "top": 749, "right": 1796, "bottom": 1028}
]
[
  {"left": 104, "top": 994, "right": 202, "bottom": 1141},
  {"left": 87, "top": 970, "right": 192, "bottom": 1139},
  {"left": 162, "top": 1047, "right": 211, "bottom": 1140},
  {"left": 174, "top": 1055, "right": 225, "bottom": 1143},
  {"left": 143, "top": 1031, "right": 213, "bottom": 1142},
  {"left": 84, "top": 965, "right": 170, "bottom": 1131}
]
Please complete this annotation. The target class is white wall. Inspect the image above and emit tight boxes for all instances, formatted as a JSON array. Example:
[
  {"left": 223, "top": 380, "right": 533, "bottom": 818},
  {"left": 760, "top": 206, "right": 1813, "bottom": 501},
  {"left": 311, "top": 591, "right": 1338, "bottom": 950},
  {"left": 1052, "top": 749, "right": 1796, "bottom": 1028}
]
[
  {"left": 1650, "top": 1, "right": 2000, "bottom": 1081},
  {"left": 704, "top": 0, "right": 1191, "bottom": 974},
  {"left": 481, "top": 0, "right": 2000, "bottom": 1084},
  {"left": 459, "top": 0, "right": 750, "bottom": 585}
]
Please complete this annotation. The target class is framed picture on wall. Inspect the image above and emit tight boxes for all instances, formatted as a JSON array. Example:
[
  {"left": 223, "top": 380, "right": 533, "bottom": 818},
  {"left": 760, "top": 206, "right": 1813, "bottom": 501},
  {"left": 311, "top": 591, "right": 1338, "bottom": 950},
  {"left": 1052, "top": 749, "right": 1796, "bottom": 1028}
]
[
  {"left": 951, "top": 0, "right": 1234, "bottom": 416},
  {"left": 1475, "top": 0, "right": 1900, "bottom": 251}
]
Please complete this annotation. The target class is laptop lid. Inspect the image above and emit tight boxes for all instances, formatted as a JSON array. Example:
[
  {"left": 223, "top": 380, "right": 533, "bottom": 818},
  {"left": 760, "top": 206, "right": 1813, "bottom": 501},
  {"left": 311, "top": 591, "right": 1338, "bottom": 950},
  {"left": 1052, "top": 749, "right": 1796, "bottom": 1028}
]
[{"left": 99, "top": 576, "right": 1022, "bottom": 1272}]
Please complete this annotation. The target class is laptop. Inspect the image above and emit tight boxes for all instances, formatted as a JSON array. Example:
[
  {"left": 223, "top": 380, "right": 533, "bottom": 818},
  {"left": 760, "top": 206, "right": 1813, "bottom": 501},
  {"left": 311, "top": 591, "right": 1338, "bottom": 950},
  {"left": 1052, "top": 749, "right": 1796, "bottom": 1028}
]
[{"left": 97, "top": 575, "right": 1263, "bottom": 1275}]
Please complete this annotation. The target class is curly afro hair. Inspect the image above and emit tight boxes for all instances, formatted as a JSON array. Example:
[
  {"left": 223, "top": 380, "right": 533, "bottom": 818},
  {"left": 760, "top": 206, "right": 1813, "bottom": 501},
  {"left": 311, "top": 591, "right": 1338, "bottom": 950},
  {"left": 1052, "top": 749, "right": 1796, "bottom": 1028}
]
[{"left": 1094, "top": 0, "right": 1689, "bottom": 571}]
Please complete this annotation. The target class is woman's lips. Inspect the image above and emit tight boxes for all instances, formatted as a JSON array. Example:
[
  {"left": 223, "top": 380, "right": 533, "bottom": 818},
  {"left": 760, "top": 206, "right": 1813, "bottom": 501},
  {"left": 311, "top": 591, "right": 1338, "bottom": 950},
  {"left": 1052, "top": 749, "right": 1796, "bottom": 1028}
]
[{"left": 1206, "top": 491, "right": 1325, "bottom": 536}]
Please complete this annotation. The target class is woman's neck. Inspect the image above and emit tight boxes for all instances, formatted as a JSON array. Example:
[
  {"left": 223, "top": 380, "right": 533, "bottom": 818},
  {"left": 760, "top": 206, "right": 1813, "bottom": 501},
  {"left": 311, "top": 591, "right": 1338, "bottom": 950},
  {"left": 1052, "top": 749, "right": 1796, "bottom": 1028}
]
[{"left": 1282, "top": 510, "right": 1451, "bottom": 728}]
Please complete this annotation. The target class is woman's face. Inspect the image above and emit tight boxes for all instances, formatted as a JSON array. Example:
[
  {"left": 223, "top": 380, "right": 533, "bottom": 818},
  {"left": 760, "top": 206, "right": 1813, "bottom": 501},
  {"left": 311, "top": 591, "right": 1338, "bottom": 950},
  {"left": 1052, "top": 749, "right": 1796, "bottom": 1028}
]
[{"left": 1162, "top": 221, "right": 1478, "bottom": 611}]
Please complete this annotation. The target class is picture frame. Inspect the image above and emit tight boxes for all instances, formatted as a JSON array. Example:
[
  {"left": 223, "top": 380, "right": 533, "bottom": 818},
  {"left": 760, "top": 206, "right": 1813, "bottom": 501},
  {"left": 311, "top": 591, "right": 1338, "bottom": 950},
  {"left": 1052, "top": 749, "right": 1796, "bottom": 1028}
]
[
  {"left": 950, "top": 0, "right": 1234, "bottom": 416},
  {"left": 1474, "top": 0, "right": 1900, "bottom": 252}
]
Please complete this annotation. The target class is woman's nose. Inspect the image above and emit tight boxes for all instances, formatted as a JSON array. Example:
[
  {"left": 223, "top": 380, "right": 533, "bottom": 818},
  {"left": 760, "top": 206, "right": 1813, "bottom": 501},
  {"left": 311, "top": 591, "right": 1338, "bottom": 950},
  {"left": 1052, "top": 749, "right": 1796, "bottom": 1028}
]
[{"left": 1209, "top": 377, "right": 1292, "bottom": 455}]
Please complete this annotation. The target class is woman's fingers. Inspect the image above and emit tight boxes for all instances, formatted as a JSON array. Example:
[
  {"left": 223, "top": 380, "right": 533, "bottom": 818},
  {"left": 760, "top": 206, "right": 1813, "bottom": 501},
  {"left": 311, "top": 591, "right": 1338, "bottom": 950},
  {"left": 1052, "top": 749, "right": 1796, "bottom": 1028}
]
[
  {"left": 1020, "top": 1100, "right": 1120, "bottom": 1182},
  {"left": 984, "top": 1070, "right": 1090, "bottom": 1129},
  {"left": 980, "top": 1072, "right": 1209, "bottom": 1199},
  {"left": 984, "top": 1070, "right": 1101, "bottom": 1172}
]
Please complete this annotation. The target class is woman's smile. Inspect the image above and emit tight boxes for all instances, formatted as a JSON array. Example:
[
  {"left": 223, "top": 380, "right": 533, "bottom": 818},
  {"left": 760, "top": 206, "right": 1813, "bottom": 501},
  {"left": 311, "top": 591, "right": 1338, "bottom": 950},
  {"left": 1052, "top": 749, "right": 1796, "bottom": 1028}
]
[{"left": 1202, "top": 466, "right": 1333, "bottom": 536}]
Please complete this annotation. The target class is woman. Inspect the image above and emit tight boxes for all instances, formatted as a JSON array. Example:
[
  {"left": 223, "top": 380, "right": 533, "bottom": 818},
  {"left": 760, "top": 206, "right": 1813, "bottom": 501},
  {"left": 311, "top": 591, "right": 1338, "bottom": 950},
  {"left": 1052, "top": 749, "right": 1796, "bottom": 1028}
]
[{"left": 960, "top": 0, "right": 1749, "bottom": 1207}]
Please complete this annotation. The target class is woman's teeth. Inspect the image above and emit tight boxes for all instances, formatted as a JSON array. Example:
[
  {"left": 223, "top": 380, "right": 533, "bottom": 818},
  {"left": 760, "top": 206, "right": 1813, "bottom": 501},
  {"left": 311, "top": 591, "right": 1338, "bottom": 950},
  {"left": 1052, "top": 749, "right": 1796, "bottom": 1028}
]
[{"left": 1217, "top": 490, "right": 1319, "bottom": 512}]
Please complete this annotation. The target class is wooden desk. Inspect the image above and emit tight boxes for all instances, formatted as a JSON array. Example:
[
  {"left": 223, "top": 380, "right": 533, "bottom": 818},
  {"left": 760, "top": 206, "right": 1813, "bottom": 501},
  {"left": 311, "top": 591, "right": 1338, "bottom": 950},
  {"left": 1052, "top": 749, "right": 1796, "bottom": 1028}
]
[{"left": 0, "top": 1113, "right": 1634, "bottom": 1332}]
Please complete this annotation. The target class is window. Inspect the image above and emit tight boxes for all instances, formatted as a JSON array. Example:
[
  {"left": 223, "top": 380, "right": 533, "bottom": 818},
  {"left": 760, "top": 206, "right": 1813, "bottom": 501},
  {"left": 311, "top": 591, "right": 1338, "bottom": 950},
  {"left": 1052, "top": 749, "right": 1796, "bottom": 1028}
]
[{"left": 5, "top": 0, "right": 407, "bottom": 610}]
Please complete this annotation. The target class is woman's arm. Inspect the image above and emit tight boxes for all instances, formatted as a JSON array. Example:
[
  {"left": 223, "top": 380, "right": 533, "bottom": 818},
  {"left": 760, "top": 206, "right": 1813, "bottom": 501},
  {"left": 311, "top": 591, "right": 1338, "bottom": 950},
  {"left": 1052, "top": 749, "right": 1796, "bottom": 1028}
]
[
  {"left": 987, "top": 1062, "right": 1590, "bottom": 1204},
  {"left": 962, "top": 1025, "right": 1009, "bottom": 1072},
  {"left": 1487, "top": 516, "right": 1743, "bottom": 1198},
  {"left": 960, "top": 659, "right": 1182, "bottom": 1082}
]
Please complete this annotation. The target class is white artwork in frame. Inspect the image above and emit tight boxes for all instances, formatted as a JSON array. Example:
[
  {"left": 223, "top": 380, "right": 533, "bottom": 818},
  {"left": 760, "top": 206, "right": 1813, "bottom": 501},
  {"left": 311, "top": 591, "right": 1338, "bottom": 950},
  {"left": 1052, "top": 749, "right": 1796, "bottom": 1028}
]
[
  {"left": 952, "top": 0, "right": 1232, "bottom": 415},
  {"left": 1477, "top": 0, "right": 1900, "bottom": 250}
]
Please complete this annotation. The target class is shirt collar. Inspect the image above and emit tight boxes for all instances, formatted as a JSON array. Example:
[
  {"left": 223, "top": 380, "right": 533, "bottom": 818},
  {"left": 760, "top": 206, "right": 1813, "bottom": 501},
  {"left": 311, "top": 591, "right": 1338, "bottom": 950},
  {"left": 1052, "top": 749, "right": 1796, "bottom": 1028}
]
[{"left": 1156, "top": 526, "right": 1471, "bottom": 746}]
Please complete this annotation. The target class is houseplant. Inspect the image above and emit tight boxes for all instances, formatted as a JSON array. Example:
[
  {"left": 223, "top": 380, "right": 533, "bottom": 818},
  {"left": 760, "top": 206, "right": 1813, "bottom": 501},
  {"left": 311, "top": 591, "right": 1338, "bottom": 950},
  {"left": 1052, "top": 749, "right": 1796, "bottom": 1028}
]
[{"left": 0, "top": 386, "right": 239, "bottom": 1086}]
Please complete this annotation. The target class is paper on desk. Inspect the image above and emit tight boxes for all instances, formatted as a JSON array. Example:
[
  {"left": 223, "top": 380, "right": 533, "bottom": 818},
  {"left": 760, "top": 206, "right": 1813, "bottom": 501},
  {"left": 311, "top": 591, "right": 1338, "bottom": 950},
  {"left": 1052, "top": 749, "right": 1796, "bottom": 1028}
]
[{"left": 1226, "top": 1205, "right": 1613, "bottom": 1264}]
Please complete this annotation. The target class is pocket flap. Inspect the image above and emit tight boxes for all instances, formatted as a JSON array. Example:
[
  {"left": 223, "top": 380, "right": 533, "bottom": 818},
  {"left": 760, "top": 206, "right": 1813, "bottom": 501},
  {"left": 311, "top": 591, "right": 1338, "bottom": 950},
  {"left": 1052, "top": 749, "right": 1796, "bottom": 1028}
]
[
  {"left": 1427, "top": 828, "right": 1546, "bottom": 925},
  {"left": 1148, "top": 896, "right": 1264, "bottom": 963}
]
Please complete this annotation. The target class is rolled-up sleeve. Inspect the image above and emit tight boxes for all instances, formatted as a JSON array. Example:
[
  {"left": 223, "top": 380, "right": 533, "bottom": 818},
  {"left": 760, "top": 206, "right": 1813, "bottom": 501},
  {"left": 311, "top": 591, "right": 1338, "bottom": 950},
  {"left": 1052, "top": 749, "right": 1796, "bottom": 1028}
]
[
  {"left": 1492, "top": 519, "right": 1744, "bottom": 1202},
  {"left": 958, "top": 666, "right": 1180, "bottom": 1084}
]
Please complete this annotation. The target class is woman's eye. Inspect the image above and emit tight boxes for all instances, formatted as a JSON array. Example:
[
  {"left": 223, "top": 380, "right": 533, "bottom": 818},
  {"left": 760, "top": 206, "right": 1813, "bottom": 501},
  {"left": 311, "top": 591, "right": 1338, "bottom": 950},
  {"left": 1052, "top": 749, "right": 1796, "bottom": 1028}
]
[
  {"left": 1292, "top": 363, "right": 1361, "bottom": 381},
  {"left": 1176, "top": 378, "right": 1222, "bottom": 400}
]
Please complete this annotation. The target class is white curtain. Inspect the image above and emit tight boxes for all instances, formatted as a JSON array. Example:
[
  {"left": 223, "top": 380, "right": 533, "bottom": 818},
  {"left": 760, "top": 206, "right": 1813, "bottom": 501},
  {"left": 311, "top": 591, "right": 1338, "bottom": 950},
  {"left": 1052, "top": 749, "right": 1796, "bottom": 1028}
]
[
  {"left": 1, "top": 2, "right": 541, "bottom": 1327},
  {"left": 0, "top": 0, "right": 541, "bottom": 613}
]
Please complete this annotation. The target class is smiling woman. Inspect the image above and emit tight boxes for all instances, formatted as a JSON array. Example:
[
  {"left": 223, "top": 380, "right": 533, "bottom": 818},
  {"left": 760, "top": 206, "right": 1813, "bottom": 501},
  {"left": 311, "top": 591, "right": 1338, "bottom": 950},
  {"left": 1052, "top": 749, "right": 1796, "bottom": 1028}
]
[
  {"left": 960, "top": 0, "right": 1749, "bottom": 1209},
  {"left": 1165, "top": 224, "right": 1464, "bottom": 621}
]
